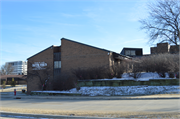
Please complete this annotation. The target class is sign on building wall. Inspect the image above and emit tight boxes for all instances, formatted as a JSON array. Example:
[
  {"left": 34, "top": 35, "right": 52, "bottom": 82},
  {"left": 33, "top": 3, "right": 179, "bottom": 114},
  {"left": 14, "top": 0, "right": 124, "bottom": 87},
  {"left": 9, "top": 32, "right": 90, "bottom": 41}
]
[{"left": 32, "top": 62, "right": 47, "bottom": 70}]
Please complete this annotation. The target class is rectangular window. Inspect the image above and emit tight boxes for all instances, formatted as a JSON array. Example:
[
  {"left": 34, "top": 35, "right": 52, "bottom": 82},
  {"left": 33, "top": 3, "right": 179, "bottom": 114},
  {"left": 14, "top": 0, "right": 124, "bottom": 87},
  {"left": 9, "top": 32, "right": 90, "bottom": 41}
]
[
  {"left": 130, "top": 50, "right": 136, "bottom": 55},
  {"left": 125, "top": 50, "right": 136, "bottom": 56},
  {"left": 54, "top": 61, "right": 61, "bottom": 68},
  {"left": 125, "top": 50, "right": 130, "bottom": 55}
]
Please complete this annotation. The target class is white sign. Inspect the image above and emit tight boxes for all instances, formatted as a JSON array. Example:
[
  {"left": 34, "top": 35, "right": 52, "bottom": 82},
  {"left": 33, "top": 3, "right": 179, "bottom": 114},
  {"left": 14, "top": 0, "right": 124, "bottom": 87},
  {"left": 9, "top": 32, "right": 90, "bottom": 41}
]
[{"left": 32, "top": 62, "right": 47, "bottom": 70}]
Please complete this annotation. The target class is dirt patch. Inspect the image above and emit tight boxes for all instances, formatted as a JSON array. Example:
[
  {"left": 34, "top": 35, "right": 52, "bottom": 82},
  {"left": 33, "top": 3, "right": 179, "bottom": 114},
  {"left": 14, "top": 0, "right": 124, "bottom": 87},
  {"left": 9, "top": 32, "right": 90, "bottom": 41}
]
[{"left": 1, "top": 107, "right": 179, "bottom": 118}]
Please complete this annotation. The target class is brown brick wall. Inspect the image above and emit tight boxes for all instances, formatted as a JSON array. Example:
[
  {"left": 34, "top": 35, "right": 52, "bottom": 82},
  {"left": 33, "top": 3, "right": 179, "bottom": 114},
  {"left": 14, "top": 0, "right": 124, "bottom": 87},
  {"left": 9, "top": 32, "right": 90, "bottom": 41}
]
[
  {"left": 27, "top": 46, "right": 54, "bottom": 93},
  {"left": 170, "top": 45, "right": 179, "bottom": 54},
  {"left": 150, "top": 47, "right": 157, "bottom": 54},
  {"left": 27, "top": 39, "right": 128, "bottom": 93},
  {"left": 151, "top": 43, "right": 179, "bottom": 54},
  {"left": 61, "top": 39, "right": 110, "bottom": 75},
  {"left": 54, "top": 46, "right": 61, "bottom": 53},
  {"left": 156, "top": 43, "right": 170, "bottom": 53}
]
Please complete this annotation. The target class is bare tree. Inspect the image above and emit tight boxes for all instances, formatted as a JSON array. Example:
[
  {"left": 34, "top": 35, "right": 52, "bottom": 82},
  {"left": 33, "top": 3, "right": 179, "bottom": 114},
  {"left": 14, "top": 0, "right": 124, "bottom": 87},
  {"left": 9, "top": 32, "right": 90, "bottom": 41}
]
[
  {"left": 127, "top": 60, "right": 142, "bottom": 80},
  {"left": 26, "top": 61, "right": 52, "bottom": 90},
  {"left": 0, "top": 63, "right": 14, "bottom": 75},
  {"left": 139, "top": 0, "right": 180, "bottom": 46}
]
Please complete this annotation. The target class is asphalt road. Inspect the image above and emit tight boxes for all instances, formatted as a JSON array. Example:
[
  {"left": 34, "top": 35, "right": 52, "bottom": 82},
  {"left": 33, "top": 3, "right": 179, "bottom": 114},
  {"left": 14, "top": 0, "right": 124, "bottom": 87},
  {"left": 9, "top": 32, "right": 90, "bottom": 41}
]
[{"left": 1, "top": 97, "right": 180, "bottom": 113}]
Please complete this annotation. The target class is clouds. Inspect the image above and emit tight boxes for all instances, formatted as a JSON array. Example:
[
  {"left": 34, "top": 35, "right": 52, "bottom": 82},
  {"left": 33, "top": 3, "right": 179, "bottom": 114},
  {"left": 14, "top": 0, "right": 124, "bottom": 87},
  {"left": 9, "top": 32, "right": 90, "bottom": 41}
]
[{"left": 1, "top": 0, "right": 151, "bottom": 66}]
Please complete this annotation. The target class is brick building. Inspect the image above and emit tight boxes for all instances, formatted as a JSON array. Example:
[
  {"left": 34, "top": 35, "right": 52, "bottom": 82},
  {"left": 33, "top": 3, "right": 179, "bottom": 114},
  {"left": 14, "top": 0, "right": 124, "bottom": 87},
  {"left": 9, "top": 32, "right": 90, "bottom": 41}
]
[
  {"left": 27, "top": 38, "right": 131, "bottom": 93},
  {"left": 151, "top": 43, "right": 179, "bottom": 54},
  {"left": 120, "top": 48, "right": 143, "bottom": 57}
]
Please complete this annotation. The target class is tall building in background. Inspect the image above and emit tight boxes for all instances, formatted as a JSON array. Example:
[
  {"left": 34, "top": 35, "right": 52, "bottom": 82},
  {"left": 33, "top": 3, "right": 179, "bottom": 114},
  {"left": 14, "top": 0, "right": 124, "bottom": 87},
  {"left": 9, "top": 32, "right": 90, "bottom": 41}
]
[{"left": 6, "top": 61, "right": 27, "bottom": 75}]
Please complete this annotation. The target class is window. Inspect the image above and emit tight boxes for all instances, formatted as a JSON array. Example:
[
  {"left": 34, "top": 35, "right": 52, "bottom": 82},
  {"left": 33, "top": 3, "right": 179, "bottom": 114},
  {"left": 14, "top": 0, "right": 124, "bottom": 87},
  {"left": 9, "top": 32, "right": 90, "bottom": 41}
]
[
  {"left": 130, "top": 50, "right": 136, "bottom": 55},
  {"left": 125, "top": 50, "right": 131, "bottom": 55},
  {"left": 125, "top": 50, "right": 136, "bottom": 56},
  {"left": 54, "top": 61, "right": 61, "bottom": 68},
  {"left": 18, "top": 62, "right": 22, "bottom": 65}
]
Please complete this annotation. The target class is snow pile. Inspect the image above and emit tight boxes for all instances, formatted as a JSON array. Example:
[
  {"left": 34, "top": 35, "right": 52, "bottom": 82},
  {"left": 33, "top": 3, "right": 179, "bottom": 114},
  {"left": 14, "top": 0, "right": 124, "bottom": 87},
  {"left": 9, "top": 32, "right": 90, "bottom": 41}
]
[
  {"left": 32, "top": 86, "right": 179, "bottom": 96},
  {"left": 68, "top": 86, "right": 179, "bottom": 96},
  {"left": 33, "top": 86, "right": 179, "bottom": 96},
  {"left": 32, "top": 72, "right": 179, "bottom": 96}
]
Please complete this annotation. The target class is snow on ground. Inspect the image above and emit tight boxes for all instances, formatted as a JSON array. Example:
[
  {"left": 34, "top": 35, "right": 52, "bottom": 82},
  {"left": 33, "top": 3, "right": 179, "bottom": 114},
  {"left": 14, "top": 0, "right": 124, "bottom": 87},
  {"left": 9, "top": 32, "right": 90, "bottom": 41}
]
[
  {"left": 33, "top": 86, "right": 180, "bottom": 96},
  {"left": 32, "top": 72, "right": 179, "bottom": 96}
]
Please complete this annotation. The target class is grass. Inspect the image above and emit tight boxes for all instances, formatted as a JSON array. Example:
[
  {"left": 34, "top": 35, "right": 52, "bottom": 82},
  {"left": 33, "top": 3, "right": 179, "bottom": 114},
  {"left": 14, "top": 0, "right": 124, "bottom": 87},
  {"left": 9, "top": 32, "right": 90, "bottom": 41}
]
[{"left": 1, "top": 107, "right": 179, "bottom": 118}]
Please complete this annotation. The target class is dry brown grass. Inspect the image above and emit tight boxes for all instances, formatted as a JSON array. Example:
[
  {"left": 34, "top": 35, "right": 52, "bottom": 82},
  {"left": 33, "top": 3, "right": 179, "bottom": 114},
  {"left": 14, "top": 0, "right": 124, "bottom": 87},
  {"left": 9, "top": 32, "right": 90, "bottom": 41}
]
[{"left": 1, "top": 107, "right": 179, "bottom": 118}]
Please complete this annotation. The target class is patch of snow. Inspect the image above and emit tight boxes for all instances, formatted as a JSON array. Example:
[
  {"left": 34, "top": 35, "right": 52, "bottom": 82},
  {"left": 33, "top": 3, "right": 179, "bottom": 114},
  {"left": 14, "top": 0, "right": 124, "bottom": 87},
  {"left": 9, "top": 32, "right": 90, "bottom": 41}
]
[
  {"left": 32, "top": 86, "right": 180, "bottom": 96},
  {"left": 31, "top": 72, "right": 179, "bottom": 96}
]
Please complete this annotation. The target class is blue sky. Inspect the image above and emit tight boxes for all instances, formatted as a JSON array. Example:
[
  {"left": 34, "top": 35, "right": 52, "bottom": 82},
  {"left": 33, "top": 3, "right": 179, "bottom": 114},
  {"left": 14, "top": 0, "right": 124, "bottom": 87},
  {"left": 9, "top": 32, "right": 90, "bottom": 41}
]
[{"left": 1, "top": 0, "right": 153, "bottom": 66}]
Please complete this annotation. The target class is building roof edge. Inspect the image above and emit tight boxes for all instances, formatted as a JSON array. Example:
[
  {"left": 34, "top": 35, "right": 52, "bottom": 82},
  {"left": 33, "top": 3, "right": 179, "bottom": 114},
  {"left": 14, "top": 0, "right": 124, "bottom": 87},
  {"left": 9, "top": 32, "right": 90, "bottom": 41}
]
[
  {"left": 61, "top": 37, "right": 131, "bottom": 59},
  {"left": 27, "top": 45, "right": 54, "bottom": 60}
]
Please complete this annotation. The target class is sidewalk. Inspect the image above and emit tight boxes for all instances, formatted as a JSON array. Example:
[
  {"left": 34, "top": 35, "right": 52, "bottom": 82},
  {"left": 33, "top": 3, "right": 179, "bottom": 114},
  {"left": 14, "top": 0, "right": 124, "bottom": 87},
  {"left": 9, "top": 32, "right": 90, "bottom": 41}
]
[{"left": 1, "top": 91, "right": 180, "bottom": 100}]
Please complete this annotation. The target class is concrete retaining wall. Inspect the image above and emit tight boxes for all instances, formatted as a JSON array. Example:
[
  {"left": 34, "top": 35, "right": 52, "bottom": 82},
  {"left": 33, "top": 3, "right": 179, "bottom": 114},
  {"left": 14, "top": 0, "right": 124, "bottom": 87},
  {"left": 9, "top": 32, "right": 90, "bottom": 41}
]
[{"left": 78, "top": 79, "right": 179, "bottom": 87}]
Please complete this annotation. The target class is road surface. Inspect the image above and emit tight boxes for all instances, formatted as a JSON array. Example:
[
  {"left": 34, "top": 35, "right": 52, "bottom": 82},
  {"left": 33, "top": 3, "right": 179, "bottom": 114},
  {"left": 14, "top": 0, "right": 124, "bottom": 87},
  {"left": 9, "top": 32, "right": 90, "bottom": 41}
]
[{"left": 1, "top": 97, "right": 180, "bottom": 113}]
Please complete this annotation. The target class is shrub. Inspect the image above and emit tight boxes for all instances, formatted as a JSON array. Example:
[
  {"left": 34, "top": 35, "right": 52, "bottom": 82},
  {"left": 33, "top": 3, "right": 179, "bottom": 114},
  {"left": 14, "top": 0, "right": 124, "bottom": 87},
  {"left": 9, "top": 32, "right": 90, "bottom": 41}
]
[
  {"left": 88, "top": 67, "right": 107, "bottom": 79},
  {"left": 11, "top": 81, "right": 16, "bottom": 87},
  {"left": 127, "top": 61, "right": 142, "bottom": 79},
  {"left": 73, "top": 54, "right": 179, "bottom": 80},
  {"left": 167, "top": 54, "right": 179, "bottom": 73},
  {"left": 140, "top": 56, "right": 156, "bottom": 72},
  {"left": 105, "top": 69, "right": 115, "bottom": 79},
  {"left": 175, "top": 72, "right": 179, "bottom": 78},
  {"left": 112, "top": 62, "right": 127, "bottom": 78},
  {"left": 73, "top": 67, "right": 109, "bottom": 80},
  {"left": 53, "top": 74, "right": 77, "bottom": 91},
  {"left": 2, "top": 81, "right": 6, "bottom": 89},
  {"left": 158, "top": 72, "right": 166, "bottom": 78},
  {"left": 123, "top": 53, "right": 179, "bottom": 79},
  {"left": 139, "top": 54, "right": 179, "bottom": 77},
  {"left": 72, "top": 68, "right": 88, "bottom": 80},
  {"left": 168, "top": 72, "right": 175, "bottom": 78},
  {"left": 142, "top": 54, "right": 169, "bottom": 73}
]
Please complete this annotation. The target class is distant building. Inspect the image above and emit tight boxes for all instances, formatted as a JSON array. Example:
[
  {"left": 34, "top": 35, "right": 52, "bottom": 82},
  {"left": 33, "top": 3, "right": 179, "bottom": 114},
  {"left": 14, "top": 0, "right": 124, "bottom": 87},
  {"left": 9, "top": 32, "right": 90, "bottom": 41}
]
[
  {"left": 0, "top": 75, "right": 27, "bottom": 85},
  {"left": 151, "top": 43, "right": 179, "bottom": 54},
  {"left": 6, "top": 61, "right": 27, "bottom": 75},
  {"left": 120, "top": 48, "right": 143, "bottom": 57}
]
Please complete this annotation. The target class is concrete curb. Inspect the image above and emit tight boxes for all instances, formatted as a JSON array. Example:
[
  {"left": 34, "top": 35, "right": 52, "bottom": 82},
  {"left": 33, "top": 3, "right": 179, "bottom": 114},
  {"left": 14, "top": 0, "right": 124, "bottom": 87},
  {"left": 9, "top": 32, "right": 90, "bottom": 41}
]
[
  {"left": 1, "top": 95, "right": 180, "bottom": 100},
  {"left": 0, "top": 111, "right": 123, "bottom": 119},
  {"left": 1, "top": 91, "right": 180, "bottom": 100}
]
